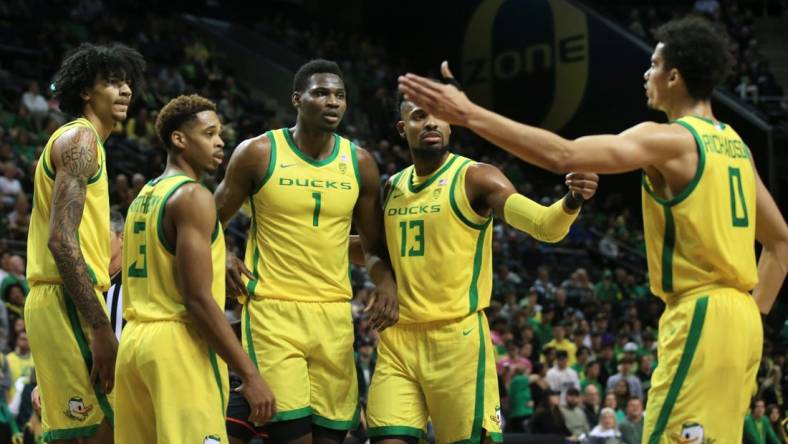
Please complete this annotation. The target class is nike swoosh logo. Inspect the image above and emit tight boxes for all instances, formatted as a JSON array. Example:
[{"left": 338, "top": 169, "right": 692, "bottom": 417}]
[
  {"left": 391, "top": 192, "right": 404, "bottom": 199},
  {"left": 462, "top": 328, "right": 474, "bottom": 336},
  {"left": 280, "top": 163, "right": 296, "bottom": 168}
]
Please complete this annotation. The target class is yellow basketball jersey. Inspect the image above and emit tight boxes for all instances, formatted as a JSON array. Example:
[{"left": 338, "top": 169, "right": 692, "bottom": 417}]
[
  {"left": 244, "top": 128, "right": 360, "bottom": 302},
  {"left": 383, "top": 153, "right": 493, "bottom": 324},
  {"left": 122, "top": 174, "right": 225, "bottom": 322},
  {"left": 642, "top": 115, "right": 757, "bottom": 301},
  {"left": 27, "top": 118, "right": 111, "bottom": 291}
]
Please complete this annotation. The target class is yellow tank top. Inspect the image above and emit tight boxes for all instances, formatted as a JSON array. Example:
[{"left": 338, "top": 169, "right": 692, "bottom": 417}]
[
  {"left": 642, "top": 115, "right": 757, "bottom": 302},
  {"left": 27, "top": 118, "right": 111, "bottom": 290},
  {"left": 244, "top": 128, "right": 360, "bottom": 302},
  {"left": 384, "top": 153, "right": 493, "bottom": 324},
  {"left": 122, "top": 174, "right": 225, "bottom": 322}
]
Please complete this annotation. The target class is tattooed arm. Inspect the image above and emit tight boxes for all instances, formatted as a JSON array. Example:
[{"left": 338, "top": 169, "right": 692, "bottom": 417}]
[{"left": 47, "top": 126, "right": 117, "bottom": 394}]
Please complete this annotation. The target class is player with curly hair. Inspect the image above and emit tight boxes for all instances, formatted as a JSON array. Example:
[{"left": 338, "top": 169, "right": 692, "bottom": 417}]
[{"left": 25, "top": 42, "right": 144, "bottom": 443}]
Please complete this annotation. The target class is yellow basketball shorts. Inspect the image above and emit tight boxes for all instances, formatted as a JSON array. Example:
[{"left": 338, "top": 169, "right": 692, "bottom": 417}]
[
  {"left": 242, "top": 298, "right": 359, "bottom": 429},
  {"left": 114, "top": 320, "right": 229, "bottom": 444},
  {"left": 25, "top": 284, "right": 114, "bottom": 441},
  {"left": 643, "top": 289, "right": 762, "bottom": 444},
  {"left": 366, "top": 311, "right": 503, "bottom": 443}
]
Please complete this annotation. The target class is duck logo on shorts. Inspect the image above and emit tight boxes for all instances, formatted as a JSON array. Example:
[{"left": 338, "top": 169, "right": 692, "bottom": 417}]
[
  {"left": 64, "top": 396, "right": 93, "bottom": 421},
  {"left": 491, "top": 405, "right": 502, "bottom": 426},
  {"left": 203, "top": 435, "right": 221, "bottom": 444},
  {"left": 671, "top": 422, "right": 716, "bottom": 444}
]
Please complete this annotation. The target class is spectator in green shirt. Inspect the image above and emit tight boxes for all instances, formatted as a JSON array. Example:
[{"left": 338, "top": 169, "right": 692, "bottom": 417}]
[
  {"left": 618, "top": 397, "right": 644, "bottom": 444},
  {"left": 572, "top": 346, "right": 591, "bottom": 380},
  {"left": 581, "top": 360, "right": 604, "bottom": 398},
  {"left": 506, "top": 365, "right": 533, "bottom": 432},
  {"left": 744, "top": 399, "right": 781, "bottom": 444},
  {"left": 595, "top": 270, "right": 622, "bottom": 302},
  {"left": 766, "top": 404, "right": 787, "bottom": 444},
  {"left": 530, "top": 305, "right": 555, "bottom": 347}
]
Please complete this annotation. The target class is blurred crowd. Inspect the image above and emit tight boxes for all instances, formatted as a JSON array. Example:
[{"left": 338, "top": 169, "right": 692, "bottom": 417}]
[{"left": 594, "top": 0, "right": 788, "bottom": 126}]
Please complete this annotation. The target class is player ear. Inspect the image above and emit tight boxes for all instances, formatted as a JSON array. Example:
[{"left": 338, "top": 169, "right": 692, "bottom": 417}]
[
  {"left": 396, "top": 121, "right": 406, "bottom": 139},
  {"left": 292, "top": 91, "right": 301, "bottom": 109},
  {"left": 668, "top": 68, "right": 681, "bottom": 87},
  {"left": 170, "top": 130, "right": 187, "bottom": 151}
]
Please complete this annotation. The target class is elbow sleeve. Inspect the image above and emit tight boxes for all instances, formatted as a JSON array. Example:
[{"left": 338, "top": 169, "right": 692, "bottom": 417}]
[{"left": 503, "top": 194, "right": 578, "bottom": 243}]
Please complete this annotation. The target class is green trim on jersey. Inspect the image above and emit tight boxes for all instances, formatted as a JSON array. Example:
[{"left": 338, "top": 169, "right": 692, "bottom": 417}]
[
  {"left": 211, "top": 219, "right": 221, "bottom": 243},
  {"left": 647, "top": 296, "right": 708, "bottom": 444},
  {"left": 661, "top": 206, "right": 676, "bottom": 293},
  {"left": 690, "top": 114, "right": 726, "bottom": 130},
  {"left": 407, "top": 154, "right": 458, "bottom": 193},
  {"left": 155, "top": 177, "right": 197, "bottom": 255},
  {"left": 642, "top": 120, "right": 707, "bottom": 207},
  {"left": 254, "top": 131, "right": 278, "bottom": 194},
  {"left": 449, "top": 159, "right": 489, "bottom": 230},
  {"left": 86, "top": 145, "right": 105, "bottom": 185},
  {"left": 350, "top": 142, "right": 362, "bottom": 191},
  {"left": 246, "top": 196, "right": 261, "bottom": 295},
  {"left": 468, "top": 221, "right": 491, "bottom": 312},
  {"left": 382, "top": 171, "right": 405, "bottom": 209},
  {"left": 41, "top": 154, "right": 56, "bottom": 180},
  {"left": 283, "top": 128, "right": 340, "bottom": 167},
  {"left": 209, "top": 350, "right": 225, "bottom": 419},
  {"left": 148, "top": 173, "right": 190, "bottom": 186}
]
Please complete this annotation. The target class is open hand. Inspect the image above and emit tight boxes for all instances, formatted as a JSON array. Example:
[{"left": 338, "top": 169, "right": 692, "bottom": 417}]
[
  {"left": 398, "top": 61, "right": 474, "bottom": 126},
  {"left": 227, "top": 255, "right": 254, "bottom": 298},
  {"left": 363, "top": 279, "right": 399, "bottom": 331}
]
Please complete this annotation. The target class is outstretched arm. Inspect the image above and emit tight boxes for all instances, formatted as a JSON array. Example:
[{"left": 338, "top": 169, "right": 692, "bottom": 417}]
[
  {"left": 752, "top": 167, "right": 788, "bottom": 314},
  {"left": 398, "top": 62, "right": 689, "bottom": 173},
  {"left": 465, "top": 163, "right": 597, "bottom": 243},
  {"left": 169, "top": 184, "right": 275, "bottom": 423},
  {"left": 353, "top": 148, "right": 398, "bottom": 330},
  {"left": 47, "top": 127, "right": 117, "bottom": 394}
]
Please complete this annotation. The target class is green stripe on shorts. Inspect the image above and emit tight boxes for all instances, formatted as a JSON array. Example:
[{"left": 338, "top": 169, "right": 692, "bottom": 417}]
[
  {"left": 647, "top": 296, "right": 708, "bottom": 444},
  {"left": 63, "top": 289, "right": 114, "bottom": 425},
  {"left": 470, "top": 311, "right": 486, "bottom": 443}
]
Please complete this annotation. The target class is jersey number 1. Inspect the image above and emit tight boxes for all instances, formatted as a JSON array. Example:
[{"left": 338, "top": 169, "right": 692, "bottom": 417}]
[
  {"left": 128, "top": 221, "right": 148, "bottom": 277},
  {"left": 312, "top": 192, "right": 322, "bottom": 226},
  {"left": 728, "top": 167, "right": 749, "bottom": 227}
]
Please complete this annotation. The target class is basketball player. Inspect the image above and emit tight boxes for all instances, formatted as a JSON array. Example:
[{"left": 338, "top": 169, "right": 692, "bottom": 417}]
[
  {"left": 114, "top": 95, "right": 275, "bottom": 443},
  {"left": 399, "top": 16, "right": 788, "bottom": 443},
  {"left": 362, "top": 93, "right": 597, "bottom": 443},
  {"left": 215, "top": 59, "right": 398, "bottom": 443},
  {"left": 24, "top": 42, "right": 144, "bottom": 443}
]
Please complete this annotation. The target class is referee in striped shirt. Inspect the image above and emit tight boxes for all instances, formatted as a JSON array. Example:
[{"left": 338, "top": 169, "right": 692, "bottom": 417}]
[{"left": 105, "top": 209, "right": 126, "bottom": 339}]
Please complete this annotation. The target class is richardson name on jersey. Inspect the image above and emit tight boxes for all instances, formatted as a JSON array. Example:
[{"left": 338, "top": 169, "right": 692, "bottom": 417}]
[{"left": 278, "top": 177, "right": 353, "bottom": 190}]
